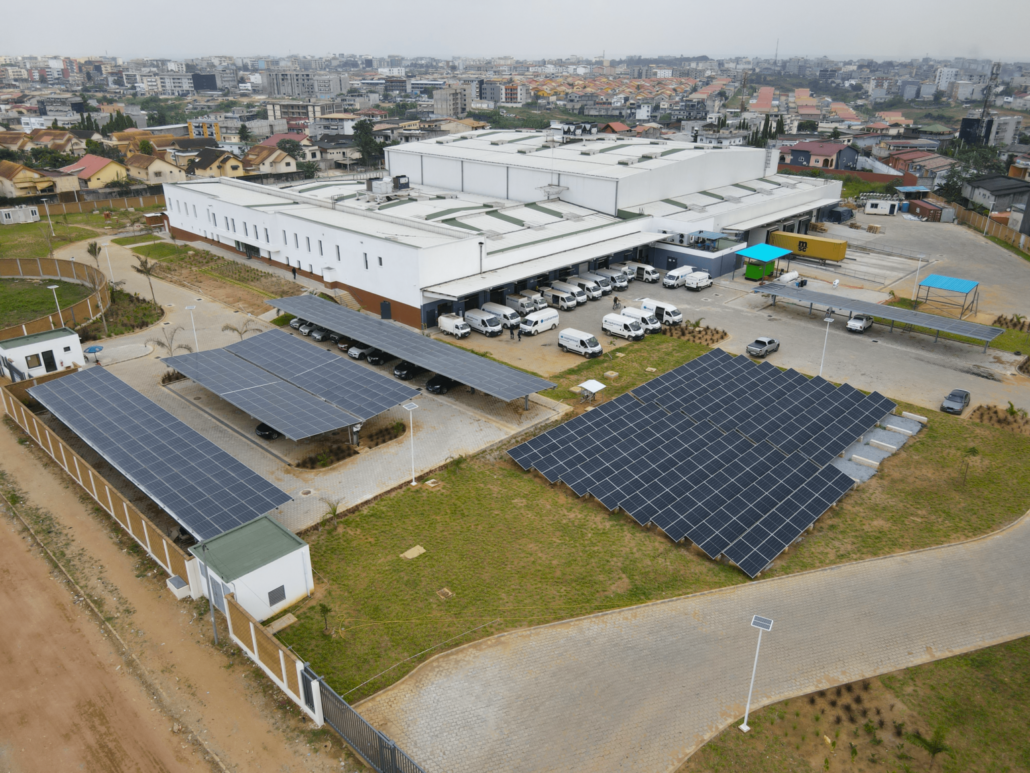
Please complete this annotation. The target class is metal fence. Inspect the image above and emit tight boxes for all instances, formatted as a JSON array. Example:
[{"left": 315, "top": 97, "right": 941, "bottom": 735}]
[{"left": 316, "top": 674, "right": 426, "bottom": 773}]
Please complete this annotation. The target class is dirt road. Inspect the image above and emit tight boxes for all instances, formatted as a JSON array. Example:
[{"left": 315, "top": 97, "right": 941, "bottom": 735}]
[{"left": 0, "top": 423, "right": 349, "bottom": 772}]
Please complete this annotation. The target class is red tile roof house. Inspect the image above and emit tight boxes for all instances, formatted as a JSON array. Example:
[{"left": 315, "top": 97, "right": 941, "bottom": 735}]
[
  {"left": 599, "top": 122, "right": 631, "bottom": 134},
  {"left": 58, "top": 153, "right": 131, "bottom": 189},
  {"left": 259, "top": 133, "right": 310, "bottom": 147}
]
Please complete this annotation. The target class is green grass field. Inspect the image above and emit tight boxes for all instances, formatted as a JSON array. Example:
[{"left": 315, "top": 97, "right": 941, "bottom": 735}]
[
  {"left": 0, "top": 278, "right": 92, "bottom": 328},
  {"left": 130, "top": 242, "right": 185, "bottom": 260},
  {"left": 0, "top": 221, "right": 96, "bottom": 260},
  {"left": 112, "top": 234, "right": 162, "bottom": 247}
]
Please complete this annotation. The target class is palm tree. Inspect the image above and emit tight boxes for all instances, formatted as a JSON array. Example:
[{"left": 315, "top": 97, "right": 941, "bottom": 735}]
[
  {"left": 148, "top": 325, "right": 193, "bottom": 357},
  {"left": 133, "top": 255, "right": 159, "bottom": 307},
  {"left": 85, "top": 240, "right": 109, "bottom": 336},
  {"left": 906, "top": 727, "right": 953, "bottom": 770},
  {"left": 221, "top": 319, "right": 261, "bottom": 341}
]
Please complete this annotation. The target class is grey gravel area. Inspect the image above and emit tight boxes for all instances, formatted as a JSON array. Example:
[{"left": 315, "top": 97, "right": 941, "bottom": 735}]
[
  {"left": 880, "top": 415, "right": 924, "bottom": 435},
  {"left": 831, "top": 457, "right": 877, "bottom": 482}
]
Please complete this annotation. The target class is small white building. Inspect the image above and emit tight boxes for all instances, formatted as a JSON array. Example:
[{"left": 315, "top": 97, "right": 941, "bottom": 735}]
[
  {"left": 0, "top": 328, "right": 84, "bottom": 381},
  {"left": 189, "top": 515, "right": 313, "bottom": 622},
  {"left": 864, "top": 199, "right": 899, "bottom": 216},
  {"left": 0, "top": 204, "right": 41, "bottom": 225}
]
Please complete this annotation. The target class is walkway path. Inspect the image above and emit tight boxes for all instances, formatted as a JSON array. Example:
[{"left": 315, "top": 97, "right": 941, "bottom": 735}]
[{"left": 359, "top": 513, "right": 1030, "bottom": 773}]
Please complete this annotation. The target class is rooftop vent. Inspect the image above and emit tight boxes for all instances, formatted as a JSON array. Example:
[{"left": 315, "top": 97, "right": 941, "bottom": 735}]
[
  {"left": 617, "top": 157, "right": 638, "bottom": 166},
  {"left": 580, "top": 148, "right": 600, "bottom": 156},
  {"left": 562, "top": 212, "right": 584, "bottom": 221}
]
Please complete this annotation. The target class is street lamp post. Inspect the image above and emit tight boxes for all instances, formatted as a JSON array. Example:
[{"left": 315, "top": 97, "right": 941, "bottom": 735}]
[
  {"left": 104, "top": 244, "right": 116, "bottom": 283},
  {"left": 47, "top": 284, "right": 64, "bottom": 327},
  {"left": 911, "top": 254, "right": 923, "bottom": 301},
  {"left": 740, "top": 615, "right": 774, "bottom": 733},
  {"left": 819, "top": 309, "right": 834, "bottom": 378},
  {"left": 43, "top": 200, "right": 55, "bottom": 236},
  {"left": 402, "top": 402, "right": 418, "bottom": 486},
  {"left": 982, "top": 201, "right": 994, "bottom": 236},
  {"left": 185, "top": 305, "right": 200, "bottom": 352}
]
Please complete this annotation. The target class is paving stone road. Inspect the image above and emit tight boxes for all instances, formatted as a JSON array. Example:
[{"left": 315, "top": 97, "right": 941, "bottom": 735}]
[{"left": 359, "top": 513, "right": 1030, "bottom": 773}]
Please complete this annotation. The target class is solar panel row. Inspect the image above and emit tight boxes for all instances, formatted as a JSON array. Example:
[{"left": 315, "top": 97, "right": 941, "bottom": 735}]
[
  {"left": 508, "top": 349, "right": 888, "bottom": 577},
  {"left": 29, "top": 368, "right": 292, "bottom": 541},
  {"left": 269, "top": 295, "right": 555, "bottom": 402}
]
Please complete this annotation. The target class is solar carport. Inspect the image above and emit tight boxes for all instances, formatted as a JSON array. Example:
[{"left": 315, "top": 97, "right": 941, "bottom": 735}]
[
  {"left": 270, "top": 295, "right": 555, "bottom": 404},
  {"left": 29, "top": 368, "right": 292, "bottom": 541},
  {"left": 757, "top": 284, "right": 1004, "bottom": 351}
]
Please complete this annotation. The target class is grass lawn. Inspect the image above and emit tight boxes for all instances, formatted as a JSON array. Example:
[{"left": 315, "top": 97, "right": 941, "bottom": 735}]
[
  {"left": 0, "top": 278, "right": 92, "bottom": 328},
  {"left": 0, "top": 221, "right": 96, "bottom": 260},
  {"left": 271, "top": 313, "right": 295, "bottom": 327},
  {"left": 76, "top": 289, "right": 163, "bottom": 341},
  {"left": 112, "top": 234, "right": 161, "bottom": 247},
  {"left": 276, "top": 339, "right": 1030, "bottom": 703},
  {"left": 841, "top": 178, "right": 893, "bottom": 199},
  {"left": 131, "top": 242, "right": 185, "bottom": 261},
  {"left": 680, "top": 635, "right": 1030, "bottom": 773}
]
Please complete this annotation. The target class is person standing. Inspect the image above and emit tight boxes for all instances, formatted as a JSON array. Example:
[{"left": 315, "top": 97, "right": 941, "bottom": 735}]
[
  {"left": 292, "top": 266, "right": 297, "bottom": 280},
  {"left": 509, "top": 325, "right": 515, "bottom": 340},
  {"left": 517, "top": 327, "right": 522, "bottom": 342}
]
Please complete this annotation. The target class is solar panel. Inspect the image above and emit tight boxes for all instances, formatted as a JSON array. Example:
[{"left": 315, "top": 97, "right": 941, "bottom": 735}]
[
  {"left": 29, "top": 368, "right": 292, "bottom": 541},
  {"left": 164, "top": 349, "right": 357, "bottom": 441},
  {"left": 225, "top": 329, "right": 419, "bottom": 422},
  {"left": 757, "top": 284, "right": 1004, "bottom": 342},
  {"left": 269, "top": 295, "right": 555, "bottom": 401}
]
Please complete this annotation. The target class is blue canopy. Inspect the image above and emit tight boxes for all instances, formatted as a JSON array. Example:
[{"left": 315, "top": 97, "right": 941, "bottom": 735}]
[
  {"left": 895, "top": 186, "right": 929, "bottom": 193},
  {"left": 919, "top": 274, "right": 978, "bottom": 294},
  {"left": 738, "top": 244, "right": 792, "bottom": 263}
]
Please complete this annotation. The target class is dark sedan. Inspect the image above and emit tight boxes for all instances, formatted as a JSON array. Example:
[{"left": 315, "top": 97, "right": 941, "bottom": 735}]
[
  {"left": 393, "top": 361, "right": 426, "bottom": 380},
  {"left": 366, "top": 349, "right": 395, "bottom": 366},
  {"left": 940, "top": 389, "right": 970, "bottom": 415},
  {"left": 256, "top": 423, "right": 281, "bottom": 440},
  {"left": 426, "top": 374, "right": 459, "bottom": 394}
]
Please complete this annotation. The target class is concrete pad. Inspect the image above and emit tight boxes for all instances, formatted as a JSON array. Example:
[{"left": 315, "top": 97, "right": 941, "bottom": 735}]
[
  {"left": 265, "top": 613, "right": 297, "bottom": 634},
  {"left": 853, "top": 455, "right": 880, "bottom": 470},
  {"left": 831, "top": 456, "right": 877, "bottom": 482},
  {"left": 881, "top": 415, "right": 924, "bottom": 436},
  {"left": 902, "top": 411, "right": 928, "bottom": 424},
  {"left": 865, "top": 426, "right": 911, "bottom": 450},
  {"left": 401, "top": 545, "right": 426, "bottom": 560},
  {"left": 94, "top": 344, "right": 152, "bottom": 366}
]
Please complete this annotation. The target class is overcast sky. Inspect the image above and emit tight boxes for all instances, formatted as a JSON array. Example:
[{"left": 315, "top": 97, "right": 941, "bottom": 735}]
[{"left": 3, "top": 0, "right": 1027, "bottom": 63}]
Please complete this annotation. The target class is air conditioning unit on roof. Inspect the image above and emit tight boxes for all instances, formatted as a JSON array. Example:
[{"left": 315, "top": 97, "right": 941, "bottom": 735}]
[
  {"left": 617, "top": 157, "right": 638, "bottom": 166},
  {"left": 580, "top": 148, "right": 600, "bottom": 155}
]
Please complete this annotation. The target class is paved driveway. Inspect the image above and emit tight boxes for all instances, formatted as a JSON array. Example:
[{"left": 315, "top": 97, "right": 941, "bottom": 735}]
[{"left": 359, "top": 513, "right": 1030, "bottom": 773}]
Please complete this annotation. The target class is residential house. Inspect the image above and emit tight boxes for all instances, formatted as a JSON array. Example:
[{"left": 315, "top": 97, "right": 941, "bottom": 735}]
[
  {"left": 310, "top": 135, "right": 362, "bottom": 170},
  {"left": 123, "top": 153, "right": 187, "bottom": 184},
  {"left": 58, "top": 153, "right": 131, "bottom": 189},
  {"left": 904, "top": 155, "right": 958, "bottom": 190},
  {"left": 308, "top": 112, "right": 358, "bottom": 139},
  {"left": 240, "top": 145, "right": 297, "bottom": 174},
  {"left": 788, "top": 141, "right": 859, "bottom": 170},
  {"left": 599, "top": 122, "right": 631, "bottom": 134},
  {"left": 27, "top": 128, "right": 87, "bottom": 156},
  {"left": 0, "top": 131, "right": 34, "bottom": 152},
  {"left": 0, "top": 160, "right": 76, "bottom": 197},
  {"left": 633, "top": 123, "right": 663, "bottom": 139},
  {"left": 186, "top": 148, "right": 246, "bottom": 178},
  {"left": 962, "top": 174, "right": 1030, "bottom": 213},
  {"left": 887, "top": 149, "right": 935, "bottom": 174}
]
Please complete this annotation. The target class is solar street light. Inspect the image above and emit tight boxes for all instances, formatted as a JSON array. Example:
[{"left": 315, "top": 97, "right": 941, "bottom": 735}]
[
  {"left": 185, "top": 305, "right": 200, "bottom": 352},
  {"left": 819, "top": 309, "right": 834, "bottom": 378},
  {"left": 403, "top": 402, "right": 418, "bottom": 485},
  {"left": 740, "top": 615, "right": 773, "bottom": 733},
  {"left": 47, "top": 285, "right": 64, "bottom": 327}
]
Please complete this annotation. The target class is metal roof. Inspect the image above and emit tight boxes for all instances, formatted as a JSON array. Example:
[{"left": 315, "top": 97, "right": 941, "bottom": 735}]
[
  {"left": 756, "top": 285, "right": 1003, "bottom": 343},
  {"left": 919, "top": 274, "right": 978, "bottom": 294},
  {"left": 738, "top": 244, "right": 792, "bottom": 263},
  {"left": 723, "top": 196, "right": 844, "bottom": 232},
  {"left": 268, "top": 296, "right": 555, "bottom": 402},
  {"left": 190, "top": 515, "right": 306, "bottom": 583},
  {"left": 895, "top": 186, "right": 930, "bottom": 193}
]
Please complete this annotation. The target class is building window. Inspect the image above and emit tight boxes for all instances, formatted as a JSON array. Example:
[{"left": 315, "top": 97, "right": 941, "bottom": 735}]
[
  {"left": 224, "top": 216, "right": 229, "bottom": 230},
  {"left": 294, "top": 233, "right": 298, "bottom": 248},
  {"left": 242, "top": 222, "right": 248, "bottom": 237},
  {"left": 63, "top": 346, "right": 71, "bottom": 352},
  {"left": 306, "top": 237, "right": 311, "bottom": 252},
  {"left": 364, "top": 253, "right": 368, "bottom": 269},
  {"left": 154, "top": 171, "right": 162, "bottom": 178},
  {"left": 264, "top": 228, "right": 269, "bottom": 242},
  {"left": 25, "top": 354, "right": 42, "bottom": 369},
  {"left": 268, "top": 585, "right": 286, "bottom": 606},
  {"left": 335, "top": 245, "right": 340, "bottom": 261},
  {"left": 283, "top": 230, "right": 287, "bottom": 244},
  {"left": 231, "top": 218, "right": 236, "bottom": 232},
  {"left": 193, "top": 205, "right": 197, "bottom": 217},
  {"left": 378, "top": 256, "right": 383, "bottom": 266}
]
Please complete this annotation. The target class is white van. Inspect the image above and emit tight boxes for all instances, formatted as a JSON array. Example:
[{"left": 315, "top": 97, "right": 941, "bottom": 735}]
[
  {"left": 594, "top": 268, "right": 629, "bottom": 289},
  {"left": 438, "top": 313, "right": 471, "bottom": 338},
  {"left": 550, "top": 281, "right": 589, "bottom": 305},
  {"left": 520, "top": 308, "right": 560, "bottom": 336},
  {"left": 663, "top": 266, "right": 696, "bottom": 288},
  {"left": 602, "top": 313, "right": 644, "bottom": 341},
  {"left": 580, "top": 271, "right": 613, "bottom": 295},
  {"left": 640, "top": 298, "right": 683, "bottom": 326},
  {"left": 622, "top": 262, "right": 660, "bottom": 283},
  {"left": 567, "top": 276, "right": 603, "bottom": 300},
  {"left": 539, "top": 287, "right": 577, "bottom": 310},
  {"left": 683, "top": 271, "right": 713, "bottom": 291},
  {"left": 505, "top": 294, "right": 535, "bottom": 316},
  {"left": 609, "top": 263, "right": 635, "bottom": 282},
  {"left": 558, "top": 328, "right": 603, "bottom": 358},
  {"left": 482, "top": 302, "right": 522, "bottom": 329},
  {"left": 621, "top": 306, "right": 661, "bottom": 334},
  {"left": 465, "top": 308, "right": 504, "bottom": 337},
  {"left": 519, "top": 289, "right": 547, "bottom": 311}
]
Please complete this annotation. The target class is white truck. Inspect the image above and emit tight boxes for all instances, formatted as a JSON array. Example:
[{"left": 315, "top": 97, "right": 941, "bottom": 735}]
[
  {"left": 683, "top": 271, "right": 713, "bottom": 291},
  {"left": 614, "top": 261, "right": 660, "bottom": 283},
  {"left": 539, "top": 287, "right": 577, "bottom": 310},
  {"left": 567, "top": 275, "right": 604, "bottom": 300},
  {"left": 437, "top": 313, "right": 471, "bottom": 338},
  {"left": 465, "top": 308, "right": 504, "bottom": 337},
  {"left": 620, "top": 307, "right": 661, "bottom": 334},
  {"left": 640, "top": 298, "right": 683, "bottom": 326},
  {"left": 663, "top": 266, "right": 696, "bottom": 288},
  {"left": 579, "top": 271, "right": 613, "bottom": 295},
  {"left": 549, "top": 281, "right": 588, "bottom": 305},
  {"left": 481, "top": 302, "right": 522, "bottom": 329},
  {"left": 594, "top": 268, "right": 629, "bottom": 289},
  {"left": 558, "top": 328, "right": 603, "bottom": 358},
  {"left": 519, "top": 289, "right": 547, "bottom": 311},
  {"left": 602, "top": 313, "right": 645, "bottom": 341},
  {"left": 506, "top": 294, "right": 536, "bottom": 316},
  {"left": 520, "top": 308, "right": 560, "bottom": 335}
]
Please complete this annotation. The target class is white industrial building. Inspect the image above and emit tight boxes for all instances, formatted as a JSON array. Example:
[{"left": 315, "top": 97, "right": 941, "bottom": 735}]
[{"left": 164, "top": 131, "right": 841, "bottom": 328}]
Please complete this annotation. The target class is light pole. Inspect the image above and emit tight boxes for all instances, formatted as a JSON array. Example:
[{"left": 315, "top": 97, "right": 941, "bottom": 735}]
[
  {"left": 43, "top": 199, "right": 55, "bottom": 236},
  {"left": 185, "top": 305, "right": 200, "bottom": 352},
  {"left": 982, "top": 201, "right": 994, "bottom": 236},
  {"left": 740, "top": 615, "right": 773, "bottom": 733},
  {"left": 910, "top": 254, "right": 923, "bottom": 301},
  {"left": 818, "top": 309, "right": 834, "bottom": 378},
  {"left": 104, "top": 244, "right": 116, "bottom": 283},
  {"left": 200, "top": 543, "right": 218, "bottom": 645},
  {"left": 47, "top": 284, "right": 65, "bottom": 327},
  {"left": 403, "top": 402, "right": 418, "bottom": 486}
]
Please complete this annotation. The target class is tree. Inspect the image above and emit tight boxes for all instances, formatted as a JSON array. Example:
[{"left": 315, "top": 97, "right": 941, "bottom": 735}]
[
  {"left": 830, "top": 127, "right": 842, "bottom": 140},
  {"left": 25, "top": 146, "right": 77, "bottom": 169},
  {"left": 352, "top": 119, "right": 389, "bottom": 167},
  {"left": 318, "top": 602, "right": 331, "bottom": 633},
  {"left": 798, "top": 120, "right": 818, "bottom": 132},
  {"left": 132, "top": 255, "right": 160, "bottom": 307},
  {"left": 296, "top": 161, "right": 318, "bottom": 179},
  {"left": 138, "top": 139, "right": 154, "bottom": 156},
  {"left": 85, "top": 139, "right": 121, "bottom": 160},
  {"left": 906, "top": 728, "right": 952, "bottom": 770},
  {"left": 84, "top": 241, "right": 109, "bottom": 336},
  {"left": 148, "top": 325, "right": 193, "bottom": 357},
  {"left": 221, "top": 319, "right": 261, "bottom": 341},
  {"left": 238, "top": 123, "right": 252, "bottom": 143},
  {"left": 276, "top": 138, "right": 305, "bottom": 162}
]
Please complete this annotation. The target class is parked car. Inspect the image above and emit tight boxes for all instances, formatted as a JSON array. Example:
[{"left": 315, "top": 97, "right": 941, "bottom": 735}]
[
  {"left": 846, "top": 314, "right": 874, "bottom": 333},
  {"left": 366, "top": 349, "right": 395, "bottom": 366},
  {"left": 426, "top": 374, "right": 460, "bottom": 394},
  {"left": 940, "top": 388, "right": 971, "bottom": 415},
  {"left": 255, "top": 423, "right": 281, "bottom": 440},
  {"left": 394, "top": 361, "right": 426, "bottom": 380},
  {"left": 310, "top": 327, "right": 331, "bottom": 341},
  {"left": 327, "top": 331, "right": 344, "bottom": 344},
  {"left": 289, "top": 317, "right": 306, "bottom": 330},
  {"left": 347, "top": 343, "right": 375, "bottom": 359},
  {"left": 558, "top": 328, "right": 603, "bottom": 358},
  {"left": 746, "top": 337, "right": 780, "bottom": 357},
  {"left": 298, "top": 321, "right": 318, "bottom": 336}
]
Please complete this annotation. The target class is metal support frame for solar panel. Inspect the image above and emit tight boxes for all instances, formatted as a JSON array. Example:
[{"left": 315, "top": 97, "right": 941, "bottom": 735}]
[
  {"left": 29, "top": 368, "right": 292, "bottom": 541},
  {"left": 163, "top": 349, "right": 357, "bottom": 442},
  {"left": 269, "top": 295, "right": 554, "bottom": 401},
  {"left": 224, "top": 329, "right": 419, "bottom": 421},
  {"left": 756, "top": 284, "right": 1004, "bottom": 351}
]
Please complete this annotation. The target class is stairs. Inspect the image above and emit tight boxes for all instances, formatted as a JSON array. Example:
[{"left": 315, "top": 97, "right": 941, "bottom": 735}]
[{"left": 321, "top": 289, "right": 361, "bottom": 311}]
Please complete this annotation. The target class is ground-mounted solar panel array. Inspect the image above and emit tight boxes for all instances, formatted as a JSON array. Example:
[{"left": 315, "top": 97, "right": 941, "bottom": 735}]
[
  {"left": 509, "top": 349, "right": 896, "bottom": 578},
  {"left": 29, "top": 367, "right": 292, "bottom": 541}
]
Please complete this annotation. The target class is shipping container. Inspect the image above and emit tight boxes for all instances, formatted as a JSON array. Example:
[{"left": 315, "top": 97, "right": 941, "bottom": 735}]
[{"left": 769, "top": 232, "right": 848, "bottom": 262}]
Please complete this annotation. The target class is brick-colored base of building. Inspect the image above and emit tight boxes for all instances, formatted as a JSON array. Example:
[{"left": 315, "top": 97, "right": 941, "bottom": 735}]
[{"left": 170, "top": 226, "right": 424, "bottom": 328}]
